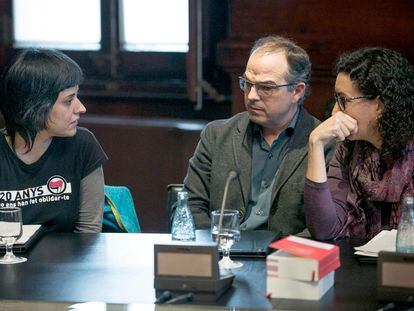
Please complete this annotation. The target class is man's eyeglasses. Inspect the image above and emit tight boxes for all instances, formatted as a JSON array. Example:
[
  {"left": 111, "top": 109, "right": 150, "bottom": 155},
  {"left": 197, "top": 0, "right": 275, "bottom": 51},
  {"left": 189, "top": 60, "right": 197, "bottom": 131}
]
[
  {"left": 239, "top": 76, "right": 297, "bottom": 97},
  {"left": 334, "top": 93, "right": 376, "bottom": 111}
]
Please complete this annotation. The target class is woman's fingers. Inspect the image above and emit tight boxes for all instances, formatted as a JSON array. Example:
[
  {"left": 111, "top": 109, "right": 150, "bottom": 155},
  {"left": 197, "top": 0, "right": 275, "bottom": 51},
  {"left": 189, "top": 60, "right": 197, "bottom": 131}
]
[
  {"left": 339, "top": 112, "right": 358, "bottom": 133},
  {"left": 334, "top": 112, "right": 358, "bottom": 138},
  {"left": 310, "top": 111, "right": 358, "bottom": 146}
]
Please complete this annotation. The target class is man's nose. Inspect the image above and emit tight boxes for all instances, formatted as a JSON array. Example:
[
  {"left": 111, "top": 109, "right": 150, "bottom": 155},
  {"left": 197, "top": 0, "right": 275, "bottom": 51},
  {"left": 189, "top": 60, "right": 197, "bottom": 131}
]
[{"left": 247, "top": 85, "right": 260, "bottom": 101}]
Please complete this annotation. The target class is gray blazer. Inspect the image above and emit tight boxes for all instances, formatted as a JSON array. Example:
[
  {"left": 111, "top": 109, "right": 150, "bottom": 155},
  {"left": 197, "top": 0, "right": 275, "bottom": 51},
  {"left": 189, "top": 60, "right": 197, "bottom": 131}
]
[{"left": 183, "top": 109, "right": 329, "bottom": 237}]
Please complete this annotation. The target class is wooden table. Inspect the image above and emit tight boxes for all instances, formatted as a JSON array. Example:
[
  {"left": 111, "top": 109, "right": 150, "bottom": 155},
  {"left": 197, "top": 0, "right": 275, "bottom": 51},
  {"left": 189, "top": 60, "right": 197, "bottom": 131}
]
[{"left": 0, "top": 232, "right": 387, "bottom": 310}]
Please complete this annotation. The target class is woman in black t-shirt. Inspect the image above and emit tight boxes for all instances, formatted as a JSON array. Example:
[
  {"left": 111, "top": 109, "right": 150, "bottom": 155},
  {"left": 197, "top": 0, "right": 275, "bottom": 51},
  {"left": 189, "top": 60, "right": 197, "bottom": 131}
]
[{"left": 0, "top": 48, "right": 107, "bottom": 232}]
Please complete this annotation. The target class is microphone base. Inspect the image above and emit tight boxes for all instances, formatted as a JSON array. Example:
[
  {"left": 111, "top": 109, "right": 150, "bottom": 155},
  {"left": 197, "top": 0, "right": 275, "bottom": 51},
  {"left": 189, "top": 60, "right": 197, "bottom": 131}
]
[
  {"left": 155, "top": 284, "right": 234, "bottom": 303},
  {"left": 155, "top": 272, "right": 235, "bottom": 302},
  {"left": 154, "top": 242, "right": 235, "bottom": 302}
]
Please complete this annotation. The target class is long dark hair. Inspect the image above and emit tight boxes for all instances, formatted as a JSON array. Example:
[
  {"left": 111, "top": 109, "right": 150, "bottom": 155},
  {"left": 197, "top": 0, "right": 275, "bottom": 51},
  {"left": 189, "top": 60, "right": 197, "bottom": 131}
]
[
  {"left": 0, "top": 48, "right": 83, "bottom": 150},
  {"left": 336, "top": 47, "right": 414, "bottom": 162}
]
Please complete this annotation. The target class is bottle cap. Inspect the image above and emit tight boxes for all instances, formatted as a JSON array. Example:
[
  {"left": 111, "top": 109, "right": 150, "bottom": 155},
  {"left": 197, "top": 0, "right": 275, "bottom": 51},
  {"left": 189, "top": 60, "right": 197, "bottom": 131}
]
[
  {"left": 404, "top": 196, "right": 414, "bottom": 205},
  {"left": 177, "top": 191, "right": 188, "bottom": 200}
]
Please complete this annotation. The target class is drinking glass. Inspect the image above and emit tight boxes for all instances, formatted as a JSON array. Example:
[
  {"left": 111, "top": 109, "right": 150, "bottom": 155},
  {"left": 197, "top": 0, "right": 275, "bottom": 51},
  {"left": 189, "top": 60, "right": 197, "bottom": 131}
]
[
  {"left": 211, "top": 209, "right": 243, "bottom": 269},
  {"left": 0, "top": 207, "right": 27, "bottom": 264}
]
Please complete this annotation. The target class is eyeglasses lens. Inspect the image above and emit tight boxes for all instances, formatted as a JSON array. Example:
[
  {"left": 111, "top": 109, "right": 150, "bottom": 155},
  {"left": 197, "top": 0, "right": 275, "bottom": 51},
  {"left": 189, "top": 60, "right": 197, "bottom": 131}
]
[
  {"left": 240, "top": 78, "right": 254, "bottom": 92},
  {"left": 334, "top": 94, "right": 345, "bottom": 110},
  {"left": 239, "top": 77, "right": 279, "bottom": 97}
]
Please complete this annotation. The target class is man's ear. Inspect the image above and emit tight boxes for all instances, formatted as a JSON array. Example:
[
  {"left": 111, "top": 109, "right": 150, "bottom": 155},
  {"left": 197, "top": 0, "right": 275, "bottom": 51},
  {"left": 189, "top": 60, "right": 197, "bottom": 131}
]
[{"left": 292, "top": 82, "right": 306, "bottom": 104}]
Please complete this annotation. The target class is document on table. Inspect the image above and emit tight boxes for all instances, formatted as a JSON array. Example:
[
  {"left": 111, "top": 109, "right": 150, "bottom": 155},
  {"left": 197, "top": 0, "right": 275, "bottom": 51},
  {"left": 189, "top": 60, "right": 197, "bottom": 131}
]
[
  {"left": 0, "top": 224, "right": 45, "bottom": 252},
  {"left": 354, "top": 229, "right": 397, "bottom": 257}
]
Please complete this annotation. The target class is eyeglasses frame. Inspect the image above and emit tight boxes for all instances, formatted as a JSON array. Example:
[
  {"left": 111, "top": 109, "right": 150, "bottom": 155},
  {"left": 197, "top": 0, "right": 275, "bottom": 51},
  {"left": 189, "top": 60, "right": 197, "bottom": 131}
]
[
  {"left": 334, "top": 93, "right": 376, "bottom": 111},
  {"left": 238, "top": 76, "right": 297, "bottom": 97}
]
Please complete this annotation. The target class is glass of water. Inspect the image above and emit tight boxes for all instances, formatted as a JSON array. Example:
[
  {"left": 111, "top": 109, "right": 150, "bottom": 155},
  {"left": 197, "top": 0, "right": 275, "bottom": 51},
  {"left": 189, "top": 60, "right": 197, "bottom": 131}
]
[
  {"left": 0, "top": 207, "right": 27, "bottom": 264},
  {"left": 211, "top": 209, "right": 243, "bottom": 269}
]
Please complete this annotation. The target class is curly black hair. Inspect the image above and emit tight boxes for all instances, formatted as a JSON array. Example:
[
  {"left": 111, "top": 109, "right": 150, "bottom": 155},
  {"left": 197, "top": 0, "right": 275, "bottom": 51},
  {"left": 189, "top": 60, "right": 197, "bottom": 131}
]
[{"left": 336, "top": 47, "right": 414, "bottom": 162}]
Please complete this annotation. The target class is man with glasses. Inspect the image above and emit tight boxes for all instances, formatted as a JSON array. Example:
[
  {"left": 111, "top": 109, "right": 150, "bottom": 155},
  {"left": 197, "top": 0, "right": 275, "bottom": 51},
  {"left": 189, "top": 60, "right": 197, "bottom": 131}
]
[{"left": 182, "top": 35, "right": 332, "bottom": 236}]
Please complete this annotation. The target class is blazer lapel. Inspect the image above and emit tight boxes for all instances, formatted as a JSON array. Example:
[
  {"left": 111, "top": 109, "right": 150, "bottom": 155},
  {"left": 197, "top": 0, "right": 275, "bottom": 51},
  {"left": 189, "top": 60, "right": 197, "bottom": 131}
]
[
  {"left": 271, "top": 109, "right": 313, "bottom": 203},
  {"left": 232, "top": 114, "right": 252, "bottom": 208}
]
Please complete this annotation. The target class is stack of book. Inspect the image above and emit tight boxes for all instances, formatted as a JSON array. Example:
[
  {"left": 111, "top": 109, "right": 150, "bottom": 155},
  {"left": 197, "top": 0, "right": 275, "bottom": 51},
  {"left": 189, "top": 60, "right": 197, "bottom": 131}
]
[{"left": 266, "top": 235, "right": 340, "bottom": 300}]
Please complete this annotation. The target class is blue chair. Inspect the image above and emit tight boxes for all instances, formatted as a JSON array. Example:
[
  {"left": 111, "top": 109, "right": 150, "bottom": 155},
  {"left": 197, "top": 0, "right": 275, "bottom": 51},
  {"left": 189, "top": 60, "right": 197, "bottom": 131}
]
[{"left": 103, "top": 185, "right": 141, "bottom": 233}]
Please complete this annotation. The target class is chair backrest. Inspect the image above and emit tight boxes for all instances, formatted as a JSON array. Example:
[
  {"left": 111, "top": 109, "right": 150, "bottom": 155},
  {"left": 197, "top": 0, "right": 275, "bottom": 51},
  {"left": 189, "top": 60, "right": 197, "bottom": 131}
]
[
  {"left": 103, "top": 185, "right": 141, "bottom": 233},
  {"left": 166, "top": 183, "right": 184, "bottom": 232}
]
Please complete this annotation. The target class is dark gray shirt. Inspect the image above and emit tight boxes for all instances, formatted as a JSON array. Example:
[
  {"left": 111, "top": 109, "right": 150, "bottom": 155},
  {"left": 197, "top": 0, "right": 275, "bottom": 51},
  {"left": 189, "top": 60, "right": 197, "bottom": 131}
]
[{"left": 240, "top": 108, "right": 300, "bottom": 230}]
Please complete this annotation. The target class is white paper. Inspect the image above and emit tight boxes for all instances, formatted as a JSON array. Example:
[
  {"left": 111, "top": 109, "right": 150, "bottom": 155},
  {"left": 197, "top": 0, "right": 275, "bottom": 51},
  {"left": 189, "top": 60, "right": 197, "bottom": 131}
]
[
  {"left": 0, "top": 224, "right": 42, "bottom": 245},
  {"left": 353, "top": 229, "right": 397, "bottom": 257},
  {"left": 286, "top": 235, "right": 335, "bottom": 250}
]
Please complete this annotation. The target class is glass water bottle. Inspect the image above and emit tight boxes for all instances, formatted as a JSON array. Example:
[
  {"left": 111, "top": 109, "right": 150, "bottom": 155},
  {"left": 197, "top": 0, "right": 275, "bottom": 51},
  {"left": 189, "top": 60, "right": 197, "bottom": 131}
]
[
  {"left": 396, "top": 196, "right": 414, "bottom": 253},
  {"left": 171, "top": 191, "right": 196, "bottom": 241}
]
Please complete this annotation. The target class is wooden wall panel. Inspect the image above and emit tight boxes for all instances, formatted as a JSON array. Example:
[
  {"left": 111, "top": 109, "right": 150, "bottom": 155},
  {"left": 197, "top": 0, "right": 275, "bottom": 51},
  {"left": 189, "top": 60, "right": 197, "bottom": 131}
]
[
  {"left": 79, "top": 115, "right": 205, "bottom": 233},
  {"left": 217, "top": 0, "right": 414, "bottom": 120},
  {"left": 0, "top": 1, "right": 7, "bottom": 71}
]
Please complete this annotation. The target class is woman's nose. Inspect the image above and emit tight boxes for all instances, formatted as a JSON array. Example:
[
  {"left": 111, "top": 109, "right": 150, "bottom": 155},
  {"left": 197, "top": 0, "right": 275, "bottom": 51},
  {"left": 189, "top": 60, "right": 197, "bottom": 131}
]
[{"left": 75, "top": 98, "right": 86, "bottom": 114}]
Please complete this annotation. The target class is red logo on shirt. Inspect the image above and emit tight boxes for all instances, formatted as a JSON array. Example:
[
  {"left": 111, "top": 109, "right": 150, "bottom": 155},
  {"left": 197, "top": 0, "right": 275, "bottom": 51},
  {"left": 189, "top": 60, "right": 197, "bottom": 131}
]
[{"left": 47, "top": 176, "right": 67, "bottom": 195}]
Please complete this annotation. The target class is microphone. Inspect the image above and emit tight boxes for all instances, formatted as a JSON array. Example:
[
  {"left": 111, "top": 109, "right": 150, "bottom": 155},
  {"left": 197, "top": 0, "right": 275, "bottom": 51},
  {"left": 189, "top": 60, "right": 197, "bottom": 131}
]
[
  {"left": 217, "top": 168, "right": 240, "bottom": 235},
  {"left": 165, "top": 292, "right": 194, "bottom": 304},
  {"left": 227, "top": 168, "right": 240, "bottom": 181},
  {"left": 155, "top": 290, "right": 172, "bottom": 304}
]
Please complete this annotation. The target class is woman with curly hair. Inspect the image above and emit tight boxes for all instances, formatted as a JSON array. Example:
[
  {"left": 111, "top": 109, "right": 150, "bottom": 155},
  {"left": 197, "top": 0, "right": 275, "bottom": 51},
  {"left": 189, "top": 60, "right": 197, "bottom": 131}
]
[{"left": 304, "top": 47, "right": 414, "bottom": 240}]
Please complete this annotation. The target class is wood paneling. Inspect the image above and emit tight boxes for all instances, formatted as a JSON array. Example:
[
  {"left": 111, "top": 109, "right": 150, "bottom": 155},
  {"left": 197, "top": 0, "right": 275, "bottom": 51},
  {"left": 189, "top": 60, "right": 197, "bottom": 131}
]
[
  {"left": 217, "top": 0, "right": 414, "bottom": 119},
  {"left": 0, "top": 0, "right": 10, "bottom": 73},
  {"left": 79, "top": 115, "right": 205, "bottom": 233}
]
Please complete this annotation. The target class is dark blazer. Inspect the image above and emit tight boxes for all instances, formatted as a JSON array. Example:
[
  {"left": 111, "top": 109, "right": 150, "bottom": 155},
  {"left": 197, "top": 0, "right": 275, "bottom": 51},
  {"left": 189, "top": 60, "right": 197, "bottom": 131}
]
[{"left": 183, "top": 109, "right": 330, "bottom": 237}]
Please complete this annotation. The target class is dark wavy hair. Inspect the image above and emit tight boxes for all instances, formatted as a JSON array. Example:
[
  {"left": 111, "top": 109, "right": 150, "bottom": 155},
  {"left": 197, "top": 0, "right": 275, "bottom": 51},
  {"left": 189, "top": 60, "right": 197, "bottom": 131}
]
[
  {"left": 0, "top": 48, "right": 83, "bottom": 151},
  {"left": 336, "top": 47, "right": 414, "bottom": 162}
]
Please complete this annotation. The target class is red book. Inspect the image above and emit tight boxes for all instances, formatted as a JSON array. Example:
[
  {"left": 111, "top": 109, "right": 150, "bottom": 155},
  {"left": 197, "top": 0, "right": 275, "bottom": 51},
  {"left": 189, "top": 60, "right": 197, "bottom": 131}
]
[{"left": 268, "top": 235, "right": 340, "bottom": 280}]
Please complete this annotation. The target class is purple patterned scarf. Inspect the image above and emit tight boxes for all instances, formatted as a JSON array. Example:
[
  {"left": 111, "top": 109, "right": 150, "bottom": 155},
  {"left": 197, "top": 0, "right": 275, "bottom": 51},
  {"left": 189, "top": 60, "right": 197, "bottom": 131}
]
[{"left": 346, "top": 141, "right": 414, "bottom": 239}]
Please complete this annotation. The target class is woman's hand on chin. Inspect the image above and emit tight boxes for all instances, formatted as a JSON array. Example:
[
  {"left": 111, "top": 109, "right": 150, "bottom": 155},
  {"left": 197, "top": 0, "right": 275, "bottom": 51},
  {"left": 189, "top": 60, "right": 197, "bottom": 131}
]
[{"left": 309, "top": 111, "right": 358, "bottom": 148}]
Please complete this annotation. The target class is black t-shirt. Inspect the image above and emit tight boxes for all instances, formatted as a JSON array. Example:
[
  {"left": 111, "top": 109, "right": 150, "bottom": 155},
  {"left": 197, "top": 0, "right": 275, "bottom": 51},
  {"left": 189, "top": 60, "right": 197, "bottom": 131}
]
[{"left": 0, "top": 127, "right": 108, "bottom": 232}]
